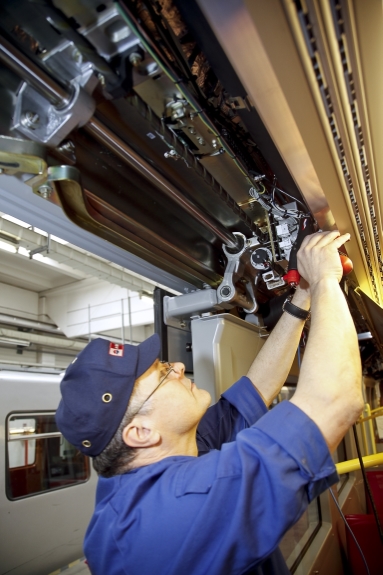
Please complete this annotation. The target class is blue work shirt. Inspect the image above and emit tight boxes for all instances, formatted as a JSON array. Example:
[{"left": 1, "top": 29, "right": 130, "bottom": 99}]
[{"left": 84, "top": 376, "right": 338, "bottom": 575}]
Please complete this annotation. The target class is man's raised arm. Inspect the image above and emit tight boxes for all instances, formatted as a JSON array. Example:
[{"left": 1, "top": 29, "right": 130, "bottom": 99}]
[
  {"left": 246, "top": 282, "right": 311, "bottom": 406},
  {"left": 290, "top": 231, "right": 363, "bottom": 452}
]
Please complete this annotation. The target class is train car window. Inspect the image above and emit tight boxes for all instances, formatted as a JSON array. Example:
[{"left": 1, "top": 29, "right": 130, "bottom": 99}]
[
  {"left": 279, "top": 498, "right": 321, "bottom": 571},
  {"left": 6, "top": 412, "right": 90, "bottom": 500}
]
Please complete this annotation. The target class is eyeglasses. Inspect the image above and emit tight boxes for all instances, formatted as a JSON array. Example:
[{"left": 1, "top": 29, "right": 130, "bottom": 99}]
[{"left": 130, "top": 361, "right": 174, "bottom": 418}]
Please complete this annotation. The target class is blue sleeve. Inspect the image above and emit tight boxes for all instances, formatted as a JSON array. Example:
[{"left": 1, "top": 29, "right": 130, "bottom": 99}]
[
  {"left": 175, "top": 401, "right": 339, "bottom": 571},
  {"left": 196, "top": 376, "right": 267, "bottom": 453}
]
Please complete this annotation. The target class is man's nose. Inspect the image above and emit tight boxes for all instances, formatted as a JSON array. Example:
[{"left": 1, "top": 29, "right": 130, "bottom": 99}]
[{"left": 171, "top": 362, "right": 185, "bottom": 376}]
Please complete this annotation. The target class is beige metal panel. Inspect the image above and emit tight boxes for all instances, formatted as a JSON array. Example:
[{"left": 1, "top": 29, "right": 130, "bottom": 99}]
[
  {"left": 306, "top": 0, "right": 383, "bottom": 303},
  {"left": 343, "top": 0, "right": 383, "bottom": 296},
  {"left": 197, "top": 0, "right": 373, "bottom": 299},
  {"left": 191, "top": 314, "right": 265, "bottom": 401}
]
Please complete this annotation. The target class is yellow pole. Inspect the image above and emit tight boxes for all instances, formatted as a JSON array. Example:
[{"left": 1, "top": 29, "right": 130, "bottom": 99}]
[
  {"left": 365, "top": 404, "right": 377, "bottom": 455},
  {"left": 357, "top": 408, "right": 383, "bottom": 423},
  {"left": 336, "top": 453, "right": 383, "bottom": 475},
  {"left": 360, "top": 415, "right": 369, "bottom": 454}
]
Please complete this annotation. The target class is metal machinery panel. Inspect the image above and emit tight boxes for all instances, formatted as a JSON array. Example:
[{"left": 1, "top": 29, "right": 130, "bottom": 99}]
[{"left": 191, "top": 314, "right": 265, "bottom": 402}]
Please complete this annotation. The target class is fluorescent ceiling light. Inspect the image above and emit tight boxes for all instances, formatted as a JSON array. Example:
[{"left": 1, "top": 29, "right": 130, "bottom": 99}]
[
  {"left": 33, "top": 228, "right": 68, "bottom": 245},
  {"left": 17, "top": 247, "right": 29, "bottom": 257},
  {"left": 0, "top": 240, "right": 17, "bottom": 253},
  {"left": 33, "top": 227, "right": 48, "bottom": 237},
  {"left": 1, "top": 215, "right": 68, "bottom": 245},
  {"left": 51, "top": 235, "right": 68, "bottom": 245},
  {"left": 32, "top": 253, "right": 48, "bottom": 263},
  {"left": 32, "top": 253, "right": 62, "bottom": 269},
  {"left": 1, "top": 214, "right": 30, "bottom": 228}
]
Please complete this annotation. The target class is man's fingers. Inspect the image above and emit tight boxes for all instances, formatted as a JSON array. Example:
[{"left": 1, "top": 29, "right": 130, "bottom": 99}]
[
  {"left": 300, "top": 231, "right": 349, "bottom": 250},
  {"left": 332, "top": 233, "right": 351, "bottom": 249}
]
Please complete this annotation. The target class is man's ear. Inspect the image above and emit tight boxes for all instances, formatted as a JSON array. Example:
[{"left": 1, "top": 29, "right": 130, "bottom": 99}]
[{"left": 122, "top": 417, "right": 161, "bottom": 448}]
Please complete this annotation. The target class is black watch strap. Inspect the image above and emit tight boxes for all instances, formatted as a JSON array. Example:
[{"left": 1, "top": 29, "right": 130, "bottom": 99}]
[{"left": 282, "top": 298, "right": 311, "bottom": 321}]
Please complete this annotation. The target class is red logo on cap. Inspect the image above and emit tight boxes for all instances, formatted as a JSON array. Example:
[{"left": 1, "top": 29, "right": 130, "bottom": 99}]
[{"left": 109, "top": 343, "right": 124, "bottom": 357}]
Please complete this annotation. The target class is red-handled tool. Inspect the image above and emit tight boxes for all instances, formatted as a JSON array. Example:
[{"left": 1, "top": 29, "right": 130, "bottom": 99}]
[{"left": 283, "top": 218, "right": 353, "bottom": 287}]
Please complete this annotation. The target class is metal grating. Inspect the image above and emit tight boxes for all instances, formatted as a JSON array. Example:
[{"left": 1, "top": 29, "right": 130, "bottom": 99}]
[{"left": 294, "top": 0, "right": 381, "bottom": 302}]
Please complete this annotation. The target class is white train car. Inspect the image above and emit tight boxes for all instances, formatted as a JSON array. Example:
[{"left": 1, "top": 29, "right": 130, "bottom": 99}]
[{"left": 0, "top": 370, "right": 97, "bottom": 575}]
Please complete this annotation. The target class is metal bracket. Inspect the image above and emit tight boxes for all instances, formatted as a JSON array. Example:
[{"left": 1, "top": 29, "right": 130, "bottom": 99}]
[
  {"left": 163, "top": 288, "right": 224, "bottom": 327},
  {"left": 13, "top": 79, "right": 95, "bottom": 147},
  {"left": 29, "top": 234, "right": 51, "bottom": 259},
  {"left": 217, "top": 232, "right": 259, "bottom": 313}
]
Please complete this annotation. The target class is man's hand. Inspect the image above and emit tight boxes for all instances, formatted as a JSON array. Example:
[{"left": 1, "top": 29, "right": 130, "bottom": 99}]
[{"left": 297, "top": 231, "right": 350, "bottom": 288}]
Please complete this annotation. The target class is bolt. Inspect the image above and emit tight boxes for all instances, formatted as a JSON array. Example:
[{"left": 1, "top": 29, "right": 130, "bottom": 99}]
[
  {"left": 164, "top": 149, "right": 179, "bottom": 160},
  {"left": 179, "top": 320, "right": 186, "bottom": 328},
  {"left": 38, "top": 184, "right": 52, "bottom": 199},
  {"left": 58, "top": 140, "right": 75, "bottom": 154},
  {"left": 21, "top": 111, "right": 40, "bottom": 130},
  {"left": 212, "top": 139, "right": 218, "bottom": 148},
  {"left": 188, "top": 126, "right": 197, "bottom": 135},
  {"left": 129, "top": 52, "right": 143, "bottom": 67},
  {"left": 197, "top": 137, "right": 205, "bottom": 146},
  {"left": 220, "top": 286, "right": 231, "bottom": 297}
]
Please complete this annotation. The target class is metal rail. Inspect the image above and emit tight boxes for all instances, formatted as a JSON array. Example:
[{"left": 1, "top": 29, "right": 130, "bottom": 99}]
[
  {"left": 0, "top": 35, "right": 240, "bottom": 250},
  {"left": 335, "top": 453, "right": 383, "bottom": 475},
  {"left": 85, "top": 118, "right": 239, "bottom": 248},
  {"left": 0, "top": 36, "right": 70, "bottom": 107}
]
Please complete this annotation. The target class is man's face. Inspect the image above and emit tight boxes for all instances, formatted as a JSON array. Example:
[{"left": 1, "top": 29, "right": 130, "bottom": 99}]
[{"left": 135, "top": 359, "right": 211, "bottom": 436}]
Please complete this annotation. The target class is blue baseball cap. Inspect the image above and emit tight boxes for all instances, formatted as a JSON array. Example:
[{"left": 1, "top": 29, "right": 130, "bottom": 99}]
[{"left": 55, "top": 334, "right": 161, "bottom": 456}]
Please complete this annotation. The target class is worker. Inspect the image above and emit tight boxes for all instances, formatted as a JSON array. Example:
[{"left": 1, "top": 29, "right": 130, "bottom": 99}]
[{"left": 56, "top": 231, "right": 363, "bottom": 575}]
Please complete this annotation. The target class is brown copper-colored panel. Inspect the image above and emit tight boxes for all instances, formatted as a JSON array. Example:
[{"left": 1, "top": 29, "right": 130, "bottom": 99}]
[{"left": 49, "top": 165, "right": 222, "bottom": 287}]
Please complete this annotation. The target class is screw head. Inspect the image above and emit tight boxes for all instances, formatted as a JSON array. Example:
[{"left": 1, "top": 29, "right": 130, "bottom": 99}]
[
  {"left": 129, "top": 52, "right": 143, "bottom": 67},
  {"left": 220, "top": 286, "right": 231, "bottom": 297},
  {"left": 21, "top": 111, "right": 40, "bottom": 130},
  {"left": 58, "top": 140, "right": 75, "bottom": 153},
  {"left": 38, "top": 184, "right": 52, "bottom": 199}
]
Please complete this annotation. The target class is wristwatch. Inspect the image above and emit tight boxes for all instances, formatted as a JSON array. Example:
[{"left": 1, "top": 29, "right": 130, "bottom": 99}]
[{"left": 282, "top": 296, "right": 311, "bottom": 321}]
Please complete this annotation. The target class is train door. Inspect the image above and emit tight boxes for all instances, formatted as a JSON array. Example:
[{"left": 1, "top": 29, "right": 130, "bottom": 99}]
[{"left": 0, "top": 371, "right": 98, "bottom": 575}]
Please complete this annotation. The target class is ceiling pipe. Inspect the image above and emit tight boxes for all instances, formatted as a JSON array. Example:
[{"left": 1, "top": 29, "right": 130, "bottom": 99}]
[
  {"left": 0, "top": 313, "right": 64, "bottom": 335},
  {"left": 0, "top": 35, "right": 70, "bottom": 106},
  {"left": 0, "top": 327, "right": 86, "bottom": 351}
]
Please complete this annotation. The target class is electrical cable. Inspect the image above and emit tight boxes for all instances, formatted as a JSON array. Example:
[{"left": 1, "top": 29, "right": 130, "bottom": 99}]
[
  {"left": 329, "top": 488, "right": 370, "bottom": 575},
  {"left": 263, "top": 177, "right": 311, "bottom": 213},
  {"left": 352, "top": 425, "right": 383, "bottom": 544}
]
